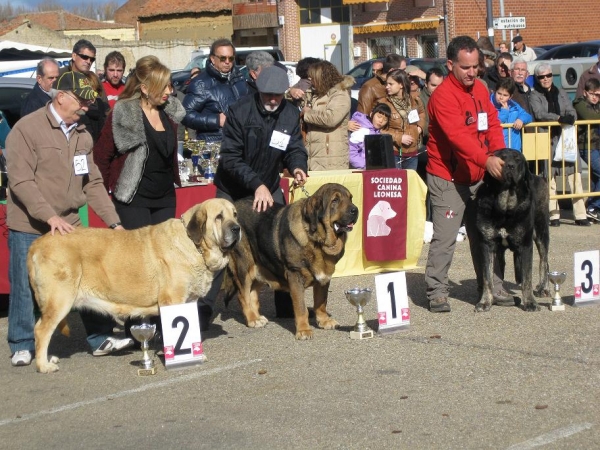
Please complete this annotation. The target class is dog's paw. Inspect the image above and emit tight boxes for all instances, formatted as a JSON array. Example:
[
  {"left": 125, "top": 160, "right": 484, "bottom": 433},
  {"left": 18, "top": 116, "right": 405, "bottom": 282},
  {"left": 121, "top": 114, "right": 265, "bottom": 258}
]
[
  {"left": 317, "top": 317, "right": 339, "bottom": 330},
  {"left": 533, "top": 287, "right": 550, "bottom": 298},
  {"left": 474, "top": 302, "right": 492, "bottom": 312},
  {"left": 523, "top": 302, "right": 541, "bottom": 312},
  {"left": 247, "top": 316, "right": 269, "bottom": 328},
  {"left": 295, "top": 328, "right": 314, "bottom": 340},
  {"left": 36, "top": 356, "right": 60, "bottom": 373}
]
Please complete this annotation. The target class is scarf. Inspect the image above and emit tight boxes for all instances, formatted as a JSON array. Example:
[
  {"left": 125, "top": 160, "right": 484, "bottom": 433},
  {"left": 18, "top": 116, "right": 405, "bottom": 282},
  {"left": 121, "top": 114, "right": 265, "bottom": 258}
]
[{"left": 389, "top": 96, "right": 410, "bottom": 121}]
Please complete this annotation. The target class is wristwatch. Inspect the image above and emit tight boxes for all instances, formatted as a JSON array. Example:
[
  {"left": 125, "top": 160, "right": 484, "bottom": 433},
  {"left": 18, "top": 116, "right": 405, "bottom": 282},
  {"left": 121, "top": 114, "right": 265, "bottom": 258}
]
[{"left": 108, "top": 222, "right": 121, "bottom": 229}]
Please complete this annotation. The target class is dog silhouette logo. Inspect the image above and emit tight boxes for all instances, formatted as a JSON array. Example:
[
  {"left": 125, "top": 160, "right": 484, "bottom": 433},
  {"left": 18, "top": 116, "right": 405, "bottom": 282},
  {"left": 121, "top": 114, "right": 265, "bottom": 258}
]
[{"left": 367, "top": 200, "right": 397, "bottom": 237}]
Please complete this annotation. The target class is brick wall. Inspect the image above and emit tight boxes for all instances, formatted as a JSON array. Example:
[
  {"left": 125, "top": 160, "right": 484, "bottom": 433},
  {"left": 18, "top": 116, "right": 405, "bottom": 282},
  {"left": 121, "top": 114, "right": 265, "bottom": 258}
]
[{"left": 279, "top": 0, "right": 302, "bottom": 61}]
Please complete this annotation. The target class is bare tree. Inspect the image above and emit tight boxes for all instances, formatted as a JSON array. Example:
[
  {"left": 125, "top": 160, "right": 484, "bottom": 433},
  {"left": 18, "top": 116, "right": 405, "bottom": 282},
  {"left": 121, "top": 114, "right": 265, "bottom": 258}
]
[{"left": 0, "top": 0, "right": 119, "bottom": 22}]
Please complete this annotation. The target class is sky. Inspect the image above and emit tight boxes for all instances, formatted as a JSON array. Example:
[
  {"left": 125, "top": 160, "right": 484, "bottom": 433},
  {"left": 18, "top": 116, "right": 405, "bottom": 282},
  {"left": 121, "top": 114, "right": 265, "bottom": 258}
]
[{"left": 9, "top": 1, "right": 127, "bottom": 9}]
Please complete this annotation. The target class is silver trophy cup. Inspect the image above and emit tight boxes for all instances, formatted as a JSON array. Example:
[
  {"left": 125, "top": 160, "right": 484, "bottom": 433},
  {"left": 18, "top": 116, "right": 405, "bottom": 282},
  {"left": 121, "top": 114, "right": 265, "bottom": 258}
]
[
  {"left": 130, "top": 323, "right": 157, "bottom": 375},
  {"left": 345, "top": 288, "right": 374, "bottom": 339},
  {"left": 548, "top": 271, "right": 567, "bottom": 311}
]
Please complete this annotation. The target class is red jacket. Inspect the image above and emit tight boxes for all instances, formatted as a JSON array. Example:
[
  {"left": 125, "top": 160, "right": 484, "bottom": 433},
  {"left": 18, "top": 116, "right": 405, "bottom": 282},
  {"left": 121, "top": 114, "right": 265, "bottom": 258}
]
[{"left": 426, "top": 74, "right": 505, "bottom": 185}]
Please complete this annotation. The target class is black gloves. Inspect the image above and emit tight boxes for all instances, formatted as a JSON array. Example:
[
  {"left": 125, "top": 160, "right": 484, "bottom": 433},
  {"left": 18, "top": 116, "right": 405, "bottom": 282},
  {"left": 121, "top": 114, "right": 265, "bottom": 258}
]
[{"left": 557, "top": 115, "right": 576, "bottom": 125}]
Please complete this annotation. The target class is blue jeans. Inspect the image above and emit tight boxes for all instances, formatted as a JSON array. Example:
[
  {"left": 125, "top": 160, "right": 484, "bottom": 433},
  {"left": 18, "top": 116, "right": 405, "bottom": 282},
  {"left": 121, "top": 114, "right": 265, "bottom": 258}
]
[
  {"left": 8, "top": 230, "right": 115, "bottom": 354},
  {"left": 395, "top": 155, "right": 419, "bottom": 170},
  {"left": 581, "top": 148, "right": 600, "bottom": 210}
]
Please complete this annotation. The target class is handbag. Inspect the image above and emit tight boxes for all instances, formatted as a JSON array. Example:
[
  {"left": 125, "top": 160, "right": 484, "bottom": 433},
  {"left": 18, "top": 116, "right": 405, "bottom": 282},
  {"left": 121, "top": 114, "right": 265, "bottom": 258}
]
[{"left": 553, "top": 124, "right": 577, "bottom": 163}]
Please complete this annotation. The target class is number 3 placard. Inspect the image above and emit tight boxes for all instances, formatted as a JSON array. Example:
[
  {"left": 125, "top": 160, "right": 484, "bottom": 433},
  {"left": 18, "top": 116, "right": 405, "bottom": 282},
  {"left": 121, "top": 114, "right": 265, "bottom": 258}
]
[
  {"left": 573, "top": 250, "right": 600, "bottom": 305},
  {"left": 160, "top": 303, "right": 207, "bottom": 369},
  {"left": 374, "top": 271, "right": 410, "bottom": 334}
]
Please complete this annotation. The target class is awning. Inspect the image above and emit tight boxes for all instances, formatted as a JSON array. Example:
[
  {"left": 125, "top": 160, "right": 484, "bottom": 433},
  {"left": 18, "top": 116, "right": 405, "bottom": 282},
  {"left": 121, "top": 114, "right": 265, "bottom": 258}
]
[
  {"left": 353, "top": 16, "right": 442, "bottom": 34},
  {"left": 343, "top": 0, "right": 387, "bottom": 4}
]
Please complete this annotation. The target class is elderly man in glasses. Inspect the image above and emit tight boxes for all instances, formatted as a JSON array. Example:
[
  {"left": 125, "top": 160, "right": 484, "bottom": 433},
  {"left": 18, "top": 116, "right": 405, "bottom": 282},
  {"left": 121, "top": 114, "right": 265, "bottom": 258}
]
[
  {"left": 182, "top": 38, "right": 249, "bottom": 143},
  {"left": 530, "top": 63, "right": 590, "bottom": 227},
  {"left": 5, "top": 71, "right": 132, "bottom": 368}
]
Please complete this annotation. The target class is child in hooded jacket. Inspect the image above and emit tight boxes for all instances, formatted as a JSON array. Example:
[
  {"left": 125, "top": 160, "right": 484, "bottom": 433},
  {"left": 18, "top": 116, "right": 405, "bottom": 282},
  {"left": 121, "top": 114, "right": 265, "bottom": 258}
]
[
  {"left": 348, "top": 103, "right": 391, "bottom": 169},
  {"left": 491, "top": 77, "right": 533, "bottom": 151}
]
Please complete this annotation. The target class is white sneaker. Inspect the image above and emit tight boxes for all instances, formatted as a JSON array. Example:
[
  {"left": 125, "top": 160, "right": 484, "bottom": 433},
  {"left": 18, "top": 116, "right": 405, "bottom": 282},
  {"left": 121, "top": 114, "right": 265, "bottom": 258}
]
[
  {"left": 423, "top": 221, "right": 434, "bottom": 244},
  {"left": 456, "top": 226, "right": 467, "bottom": 242},
  {"left": 11, "top": 350, "right": 32, "bottom": 367},
  {"left": 92, "top": 337, "right": 134, "bottom": 356}
]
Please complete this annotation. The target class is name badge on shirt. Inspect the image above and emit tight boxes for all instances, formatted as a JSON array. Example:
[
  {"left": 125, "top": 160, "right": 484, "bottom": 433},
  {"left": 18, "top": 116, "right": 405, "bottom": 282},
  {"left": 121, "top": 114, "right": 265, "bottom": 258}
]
[
  {"left": 477, "top": 112, "right": 488, "bottom": 131},
  {"left": 407, "top": 109, "right": 419, "bottom": 124},
  {"left": 73, "top": 155, "right": 89, "bottom": 175},
  {"left": 270, "top": 130, "right": 291, "bottom": 151}
]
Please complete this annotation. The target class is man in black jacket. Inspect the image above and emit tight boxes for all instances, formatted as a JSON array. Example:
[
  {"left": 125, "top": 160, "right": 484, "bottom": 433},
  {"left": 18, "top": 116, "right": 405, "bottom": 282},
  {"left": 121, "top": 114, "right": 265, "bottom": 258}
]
[
  {"left": 20, "top": 57, "right": 59, "bottom": 117},
  {"left": 182, "top": 39, "right": 249, "bottom": 143}
]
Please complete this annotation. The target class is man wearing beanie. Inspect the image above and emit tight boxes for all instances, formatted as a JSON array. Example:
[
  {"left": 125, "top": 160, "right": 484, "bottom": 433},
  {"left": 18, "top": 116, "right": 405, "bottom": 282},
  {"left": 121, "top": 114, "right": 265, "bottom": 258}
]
[
  {"left": 5, "top": 71, "right": 133, "bottom": 367},
  {"left": 197, "top": 65, "right": 308, "bottom": 324},
  {"left": 511, "top": 35, "right": 537, "bottom": 62}
]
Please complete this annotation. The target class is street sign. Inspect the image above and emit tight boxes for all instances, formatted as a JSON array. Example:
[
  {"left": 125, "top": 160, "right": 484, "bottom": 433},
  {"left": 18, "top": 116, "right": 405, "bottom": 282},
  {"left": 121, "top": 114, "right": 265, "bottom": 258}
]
[{"left": 493, "top": 16, "right": 526, "bottom": 30}]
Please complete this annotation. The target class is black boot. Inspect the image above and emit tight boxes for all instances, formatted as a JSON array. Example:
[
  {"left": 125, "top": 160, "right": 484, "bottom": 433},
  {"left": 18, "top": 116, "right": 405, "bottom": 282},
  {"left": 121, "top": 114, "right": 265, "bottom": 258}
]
[{"left": 198, "top": 304, "right": 213, "bottom": 331}]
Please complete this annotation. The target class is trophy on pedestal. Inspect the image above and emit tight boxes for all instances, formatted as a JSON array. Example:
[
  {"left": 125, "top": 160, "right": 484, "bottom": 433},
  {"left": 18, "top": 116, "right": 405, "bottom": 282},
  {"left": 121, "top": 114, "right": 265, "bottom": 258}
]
[
  {"left": 344, "top": 288, "right": 374, "bottom": 340},
  {"left": 130, "top": 323, "right": 157, "bottom": 376},
  {"left": 548, "top": 271, "right": 567, "bottom": 311}
]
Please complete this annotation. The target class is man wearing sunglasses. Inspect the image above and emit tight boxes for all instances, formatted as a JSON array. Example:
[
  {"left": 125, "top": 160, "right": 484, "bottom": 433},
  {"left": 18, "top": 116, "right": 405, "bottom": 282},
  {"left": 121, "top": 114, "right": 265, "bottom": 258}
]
[
  {"left": 61, "top": 39, "right": 108, "bottom": 143},
  {"left": 5, "top": 71, "right": 132, "bottom": 368},
  {"left": 182, "top": 38, "right": 249, "bottom": 143}
]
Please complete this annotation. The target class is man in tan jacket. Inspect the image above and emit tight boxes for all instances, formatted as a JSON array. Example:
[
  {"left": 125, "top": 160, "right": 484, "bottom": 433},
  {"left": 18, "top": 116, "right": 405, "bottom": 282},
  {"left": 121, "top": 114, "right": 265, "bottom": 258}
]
[{"left": 6, "top": 71, "right": 132, "bottom": 367}]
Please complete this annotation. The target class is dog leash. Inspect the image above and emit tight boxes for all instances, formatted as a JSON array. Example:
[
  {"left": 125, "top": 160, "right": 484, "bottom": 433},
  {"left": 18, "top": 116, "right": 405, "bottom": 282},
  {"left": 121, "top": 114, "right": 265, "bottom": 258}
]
[{"left": 289, "top": 183, "right": 311, "bottom": 203}]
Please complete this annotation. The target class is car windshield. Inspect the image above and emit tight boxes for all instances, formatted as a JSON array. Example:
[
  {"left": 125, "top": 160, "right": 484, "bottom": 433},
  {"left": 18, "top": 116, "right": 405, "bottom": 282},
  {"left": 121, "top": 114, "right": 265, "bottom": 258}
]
[{"left": 184, "top": 55, "right": 208, "bottom": 71}]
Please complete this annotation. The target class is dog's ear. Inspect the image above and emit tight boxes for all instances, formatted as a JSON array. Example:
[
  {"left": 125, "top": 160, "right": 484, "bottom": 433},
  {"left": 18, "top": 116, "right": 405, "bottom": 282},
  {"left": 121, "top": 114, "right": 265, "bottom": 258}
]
[
  {"left": 303, "top": 193, "right": 322, "bottom": 234},
  {"left": 186, "top": 205, "right": 207, "bottom": 247}
]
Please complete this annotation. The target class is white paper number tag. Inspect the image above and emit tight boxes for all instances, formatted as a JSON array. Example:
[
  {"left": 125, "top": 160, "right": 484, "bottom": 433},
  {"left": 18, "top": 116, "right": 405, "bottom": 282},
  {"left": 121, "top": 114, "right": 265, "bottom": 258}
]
[
  {"left": 407, "top": 109, "right": 419, "bottom": 124},
  {"left": 573, "top": 250, "right": 600, "bottom": 305},
  {"left": 477, "top": 112, "right": 488, "bottom": 131},
  {"left": 160, "top": 303, "right": 206, "bottom": 369},
  {"left": 375, "top": 271, "right": 410, "bottom": 334},
  {"left": 73, "top": 155, "right": 88, "bottom": 175},
  {"left": 270, "top": 130, "right": 291, "bottom": 151}
]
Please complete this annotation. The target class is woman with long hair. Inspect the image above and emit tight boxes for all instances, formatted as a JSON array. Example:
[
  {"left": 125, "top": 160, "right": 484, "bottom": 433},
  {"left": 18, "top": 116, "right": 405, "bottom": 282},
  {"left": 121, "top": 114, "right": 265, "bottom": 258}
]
[
  {"left": 378, "top": 69, "right": 425, "bottom": 170},
  {"left": 301, "top": 60, "right": 354, "bottom": 170},
  {"left": 93, "top": 55, "right": 185, "bottom": 229}
]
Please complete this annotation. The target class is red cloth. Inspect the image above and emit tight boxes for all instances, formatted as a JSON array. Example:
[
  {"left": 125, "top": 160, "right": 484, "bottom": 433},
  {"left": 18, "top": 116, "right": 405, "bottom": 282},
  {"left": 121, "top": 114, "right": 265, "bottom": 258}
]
[
  {"left": 362, "top": 169, "right": 408, "bottom": 261},
  {"left": 102, "top": 80, "right": 125, "bottom": 109},
  {"left": 426, "top": 74, "right": 506, "bottom": 185}
]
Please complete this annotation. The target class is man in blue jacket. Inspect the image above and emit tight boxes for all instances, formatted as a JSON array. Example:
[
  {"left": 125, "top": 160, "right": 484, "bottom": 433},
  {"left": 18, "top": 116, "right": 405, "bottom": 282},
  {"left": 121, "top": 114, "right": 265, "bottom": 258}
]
[{"left": 182, "top": 39, "right": 249, "bottom": 143}]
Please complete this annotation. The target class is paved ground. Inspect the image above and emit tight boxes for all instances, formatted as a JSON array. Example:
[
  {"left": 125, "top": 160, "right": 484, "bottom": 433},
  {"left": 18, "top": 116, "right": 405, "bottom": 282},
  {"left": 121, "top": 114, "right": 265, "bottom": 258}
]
[{"left": 1, "top": 218, "right": 599, "bottom": 449}]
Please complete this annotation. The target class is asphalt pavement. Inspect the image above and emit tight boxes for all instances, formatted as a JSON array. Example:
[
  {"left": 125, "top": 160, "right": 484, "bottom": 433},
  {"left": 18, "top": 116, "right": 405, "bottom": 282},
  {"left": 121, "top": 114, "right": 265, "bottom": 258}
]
[{"left": 0, "top": 217, "right": 599, "bottom": 449}]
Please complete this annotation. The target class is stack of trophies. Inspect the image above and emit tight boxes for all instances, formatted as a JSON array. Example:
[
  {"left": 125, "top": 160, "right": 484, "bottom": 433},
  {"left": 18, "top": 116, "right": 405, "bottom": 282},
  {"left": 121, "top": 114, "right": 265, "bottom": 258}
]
[{"left": 179, "top": 140, "right": 220, "bottom": 184}]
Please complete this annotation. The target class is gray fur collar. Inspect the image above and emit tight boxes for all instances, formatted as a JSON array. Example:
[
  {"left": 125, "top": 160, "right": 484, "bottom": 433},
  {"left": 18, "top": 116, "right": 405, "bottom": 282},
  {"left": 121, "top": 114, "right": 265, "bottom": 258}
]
[{"left": 111, "top": 95, "right": 185, "bottom": 204}]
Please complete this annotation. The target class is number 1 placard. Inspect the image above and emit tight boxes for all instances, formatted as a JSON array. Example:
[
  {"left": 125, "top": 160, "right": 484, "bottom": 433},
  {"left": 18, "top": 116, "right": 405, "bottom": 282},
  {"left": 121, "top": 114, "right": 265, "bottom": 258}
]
[
  {"left": 375, "top": 271, "right": 410, "bottom": 334},
  {"left": 160, "top": 303, "right": 207, "bottom": 369},
  {"left": 574, "top": 250, "right": 600, "bottom": 305}
]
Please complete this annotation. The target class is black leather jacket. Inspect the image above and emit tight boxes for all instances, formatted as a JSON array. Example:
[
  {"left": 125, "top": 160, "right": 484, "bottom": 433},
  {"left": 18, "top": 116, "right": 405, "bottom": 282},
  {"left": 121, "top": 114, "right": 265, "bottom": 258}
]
[{"left": 181, "top": 62, "right": 248, "bottom": 142}]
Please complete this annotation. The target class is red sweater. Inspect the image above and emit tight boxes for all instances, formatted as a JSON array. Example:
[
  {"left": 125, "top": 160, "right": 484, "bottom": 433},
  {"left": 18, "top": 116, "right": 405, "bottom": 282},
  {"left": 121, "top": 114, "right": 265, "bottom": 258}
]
[
  {"left": 102, "top": 80, "right": 125, "bottom": 109},
  {"left": 426, "top": 74, "right": 505, "bottom": 185}
]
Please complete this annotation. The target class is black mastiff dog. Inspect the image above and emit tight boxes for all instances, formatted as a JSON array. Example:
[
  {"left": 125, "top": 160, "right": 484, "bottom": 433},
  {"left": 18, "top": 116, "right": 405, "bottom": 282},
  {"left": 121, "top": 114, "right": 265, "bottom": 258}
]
[
  {"left": 470, "top": 149, "right": 550, "bottom": 312},
  {"left": 225, "top": 183, "right": 359, "bottom": 339}
]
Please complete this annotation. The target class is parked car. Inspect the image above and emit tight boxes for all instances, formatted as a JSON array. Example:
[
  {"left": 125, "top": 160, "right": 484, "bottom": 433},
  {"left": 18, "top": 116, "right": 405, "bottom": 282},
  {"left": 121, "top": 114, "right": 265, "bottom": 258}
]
[
  {"left": 0, "top": 77, "right": 36, "bottom": 127},
  {"left": 536, "top": 40, "right": 600, "bottom": 60}
]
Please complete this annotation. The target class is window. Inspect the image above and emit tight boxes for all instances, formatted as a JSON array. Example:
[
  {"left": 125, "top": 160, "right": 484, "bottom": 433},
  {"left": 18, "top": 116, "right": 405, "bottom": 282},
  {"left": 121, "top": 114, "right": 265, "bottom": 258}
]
[{"left": 299, "top": 0, "right": 349, "bottom": 25}]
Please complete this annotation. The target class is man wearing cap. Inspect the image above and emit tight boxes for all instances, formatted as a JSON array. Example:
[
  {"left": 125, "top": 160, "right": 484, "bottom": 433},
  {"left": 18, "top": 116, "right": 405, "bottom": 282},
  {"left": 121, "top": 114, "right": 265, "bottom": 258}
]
[
  {"left": 200, "top": 66, "right": 308, "bottom": 322},
  {"left": 511, "top": 35, "right": 536, "bottom": 62},
  {"left": 5, "top": 71, "right": 133, "bottom": 367}
]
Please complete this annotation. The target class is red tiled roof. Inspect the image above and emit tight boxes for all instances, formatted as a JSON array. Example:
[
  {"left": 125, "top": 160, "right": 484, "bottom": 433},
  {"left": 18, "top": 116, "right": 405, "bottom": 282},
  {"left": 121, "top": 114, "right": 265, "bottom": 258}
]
[
  {"left": 137, "top": 0, "right": 231, "bottom": 18},
  {"left": 5, "top": 10, "right": 132, "bottom": 31}
]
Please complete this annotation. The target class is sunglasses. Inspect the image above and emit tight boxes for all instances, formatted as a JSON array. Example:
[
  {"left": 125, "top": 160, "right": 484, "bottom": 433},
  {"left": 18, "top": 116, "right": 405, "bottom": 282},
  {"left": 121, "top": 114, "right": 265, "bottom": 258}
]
[
  {"left": 76, "top": 53, "right": 96, "bottom": 63},
  {"left": 214, "top": 55, "right": 235, "bottom": 63},
  {"left": 64, "top": 91, "right": 95, "bottom": 107},
  {"left": 537, "top": 73, "right": 553, "bottom": 80}
]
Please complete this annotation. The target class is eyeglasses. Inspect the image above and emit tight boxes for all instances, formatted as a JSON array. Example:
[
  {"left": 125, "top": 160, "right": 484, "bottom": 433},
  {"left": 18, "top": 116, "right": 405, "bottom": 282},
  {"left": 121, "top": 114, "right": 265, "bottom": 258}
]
[
  {"left": 64, "top": 91, "right": 95, "bottom": 107},
  {"left": 586, "top": 91, "right": 600, "bottom": 97},
  {"left": 76, "top": 53, "right": 96, "bottom": 63},
  {"left": 214, "top": 55, "right": 235, "bottom": 63},
  {"left": 537, "top": 73, "right": 553, "bottom": 80}
]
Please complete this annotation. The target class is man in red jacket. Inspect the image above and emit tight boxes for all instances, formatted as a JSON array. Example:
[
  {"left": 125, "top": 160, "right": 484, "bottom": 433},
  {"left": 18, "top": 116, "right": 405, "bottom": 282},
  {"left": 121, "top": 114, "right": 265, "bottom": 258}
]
[{"left": 425, "top": 36, "right": 507, "bottom": 313}]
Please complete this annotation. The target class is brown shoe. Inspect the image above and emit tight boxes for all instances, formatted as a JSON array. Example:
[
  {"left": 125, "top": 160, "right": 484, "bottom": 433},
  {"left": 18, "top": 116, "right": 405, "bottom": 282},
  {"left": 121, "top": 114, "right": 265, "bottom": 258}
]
[
  {"left": 429, "top": 297, "right": 451, "bottom": 313},
  {"left": 492, "top": 289, "right": 515, "bottom": 306}
]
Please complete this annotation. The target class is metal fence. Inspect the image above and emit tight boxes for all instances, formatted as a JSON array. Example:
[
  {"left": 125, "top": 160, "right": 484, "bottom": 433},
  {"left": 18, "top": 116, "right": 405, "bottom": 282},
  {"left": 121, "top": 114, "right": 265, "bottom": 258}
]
[{"left": 502, "top": 120, "right": 600, "bottom": 202}]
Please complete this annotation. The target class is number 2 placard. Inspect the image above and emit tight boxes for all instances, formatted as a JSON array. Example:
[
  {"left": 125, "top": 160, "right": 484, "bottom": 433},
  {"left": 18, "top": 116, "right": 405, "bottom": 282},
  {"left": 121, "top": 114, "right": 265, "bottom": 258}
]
[
  {"left": 574, "top": 250, "right": 600, "bottom": 305},
  {"left": 160, "top": 303, "right": 207, "bottom": 369},
  {"left": 375, "top": 271, "right": 410, "bottom": 334}
]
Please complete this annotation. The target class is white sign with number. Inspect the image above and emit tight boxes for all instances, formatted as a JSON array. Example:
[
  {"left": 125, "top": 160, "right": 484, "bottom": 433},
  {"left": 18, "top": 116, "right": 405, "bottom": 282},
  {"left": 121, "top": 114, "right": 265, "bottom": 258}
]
[
  {"left": 160, "top": 303, "right": 206, "bottom": 369},
  {"left": 375, "top": 271, "right": 410, "bottom": 334},
  {"left": 573, "top": 250, "right": 600, "bottom": 304}
]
